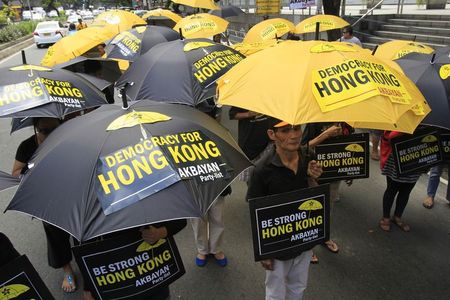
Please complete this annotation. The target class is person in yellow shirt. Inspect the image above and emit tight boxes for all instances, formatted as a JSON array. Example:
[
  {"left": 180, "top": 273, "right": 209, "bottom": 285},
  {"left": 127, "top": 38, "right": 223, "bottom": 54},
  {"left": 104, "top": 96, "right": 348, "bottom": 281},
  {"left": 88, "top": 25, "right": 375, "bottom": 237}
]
[{"left": 76, "top": 18, "right": 87, "bottom": 30}]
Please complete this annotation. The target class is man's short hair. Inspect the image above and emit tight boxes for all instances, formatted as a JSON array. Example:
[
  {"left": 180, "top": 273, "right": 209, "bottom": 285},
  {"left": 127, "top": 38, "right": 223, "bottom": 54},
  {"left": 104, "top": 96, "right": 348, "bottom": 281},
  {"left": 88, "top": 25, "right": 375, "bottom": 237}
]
[{"left": 343, "top": 26, "right": 353, "bottom": 35}]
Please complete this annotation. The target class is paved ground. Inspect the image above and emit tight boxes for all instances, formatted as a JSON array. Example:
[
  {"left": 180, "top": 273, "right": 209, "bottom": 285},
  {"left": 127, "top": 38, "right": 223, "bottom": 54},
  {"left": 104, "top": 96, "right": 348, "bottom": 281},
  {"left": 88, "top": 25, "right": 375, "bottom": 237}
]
[{"left": 1, "top": 31, "right": 450, "bottom": 300}]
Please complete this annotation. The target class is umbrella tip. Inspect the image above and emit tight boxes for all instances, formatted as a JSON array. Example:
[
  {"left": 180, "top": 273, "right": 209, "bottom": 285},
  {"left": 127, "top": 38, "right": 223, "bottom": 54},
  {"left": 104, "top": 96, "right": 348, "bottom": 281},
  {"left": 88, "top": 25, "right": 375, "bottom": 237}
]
[
  {"left": 430, "top": 53, "right": 436, "bottom": 64},
  {"left": 121, "top": 82, "right": 134, "bottom": 110},
  {"left": 371, "top": 45, "right": 378, "bottom": 55},
  {"left": 179, "top": 28, "right": 184, "bottom": 40}
]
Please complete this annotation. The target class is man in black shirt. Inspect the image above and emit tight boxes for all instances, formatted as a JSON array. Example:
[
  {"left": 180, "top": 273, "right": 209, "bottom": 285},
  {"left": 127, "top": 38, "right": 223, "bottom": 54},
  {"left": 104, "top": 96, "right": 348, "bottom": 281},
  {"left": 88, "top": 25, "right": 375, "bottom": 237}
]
[{"left": 247, "top": 119, "right": 322, "bottom": 300}]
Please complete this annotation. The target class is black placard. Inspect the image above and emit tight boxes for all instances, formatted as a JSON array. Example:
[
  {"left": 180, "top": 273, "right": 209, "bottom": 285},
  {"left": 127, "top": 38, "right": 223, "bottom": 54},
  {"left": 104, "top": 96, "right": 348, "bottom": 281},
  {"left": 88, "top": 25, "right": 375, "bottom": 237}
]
[
  {"left": 315, "top": 133, "right": 369, "bottom": 182},
  {"left": 391, "top": 129, "right": 443, "bottom": 174},
  {"left": 0, "top": 255, "right": 54, "bottom": 300},
  {"left": 73, "top": 232, "right": 185, "bottom": 300},
  {"left": 249, "top": 184, "right": 330, "bottom": 261},
  {"left": 440, "top": 131, "right": 450, "bottom": 162}
]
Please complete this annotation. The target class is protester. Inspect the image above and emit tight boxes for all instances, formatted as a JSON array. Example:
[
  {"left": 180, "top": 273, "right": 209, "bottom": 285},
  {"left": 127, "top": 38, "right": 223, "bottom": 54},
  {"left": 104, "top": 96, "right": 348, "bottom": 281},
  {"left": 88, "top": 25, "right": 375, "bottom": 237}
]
[
  {"left": 76, "top": 18, "right": 87, "bottom": 30},
  {"left": 0, "top": 232, "right": 20, "bottom": 267},
  {"left": 337, "top": 26, "right": 362, "bottom": 47},
  {"left": 229, "top": 107, "right": 272, "bottom": 183},
  {"left": 247, "top": 119, "right": 323, "bottom": 300},
  {"left": 301, "top": 122, "right": 353, "bottom": 262},
  {"left": 12, "top": 117, "right": 77, "bottom": 293},
  {"left": 97, "top": 43, "right": 106, "bottom": 57},
  {"left": 82, "top": 220, "right": 187, "bottom": 300},
  {"left": 423, "top": 164, "right": 450, "bottom": 209},
  {"left": 379, "top": 131, "right": 421, "bottom": 232},
  {"left": 67, "top": 23, "right": 77, "bottom": 36},
  {"left": 370, "top": 130, "right": 382, "bottom": 160},
  {"left": 191, "top": 99, "right": 230, "bottom": 267}
]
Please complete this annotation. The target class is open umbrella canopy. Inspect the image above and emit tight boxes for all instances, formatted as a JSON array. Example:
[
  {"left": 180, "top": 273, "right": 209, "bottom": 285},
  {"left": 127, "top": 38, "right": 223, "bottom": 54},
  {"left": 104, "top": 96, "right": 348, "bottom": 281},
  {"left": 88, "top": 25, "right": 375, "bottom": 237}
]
[
  {"left": 396, "top": 51, "right": 450, "bottom": 130},
  {"left": 374, "top": 40, "right": 434, "bottom": 61},
  {"left": 142, "top": 9, "right": 182, "bottom": 24},
  {"left": 209, "top": 5, "right": 245, "bottom": 18},
  {"left": 116, "top": 38, "right": 245, "bottom": 106},
  {"left": 294, "top": 14, "right": 350, "bottom": 34},
  {"left": 91, "top": 10, "right": 146, "bottom": 34},
  {"left": 0, "top": 170, "right": 19, "bottom": 192},
  {"left": 6, "top": 100, "right": 250, "bottom": 241},
  {"left": 55, "top": 56, "right": 123, "bottom": 83},
  {"left": 0, "top": 65, "right": 107, "bottom": 118},
  {"left": 172, "top": 0, "right": 220, "bottom": 10},
  {"left": 105, "top": 25, "right": 180, "bottom": 61},
  {"left": 243, "top": 18, "right": 294, "bottom": 44},
  {"left": 217, "top": 40, "right": 430, "bottom": 133},
  {"left": 174, "top": 13, "right": 228, "bottom": 39},
  {"left": 40, "top": 26, "right": 117, "bottom": 67}
]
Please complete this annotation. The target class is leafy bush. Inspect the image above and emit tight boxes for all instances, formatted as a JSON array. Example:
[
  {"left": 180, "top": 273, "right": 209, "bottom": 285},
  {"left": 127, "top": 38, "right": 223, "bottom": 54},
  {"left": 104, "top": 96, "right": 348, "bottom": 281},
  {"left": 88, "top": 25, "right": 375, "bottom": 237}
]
[
  {"left": 0, "top": 21, "right": 38, "bottom": 43},
  {"left": 0, "top": 14, "right": 7, "bottom": 25}
]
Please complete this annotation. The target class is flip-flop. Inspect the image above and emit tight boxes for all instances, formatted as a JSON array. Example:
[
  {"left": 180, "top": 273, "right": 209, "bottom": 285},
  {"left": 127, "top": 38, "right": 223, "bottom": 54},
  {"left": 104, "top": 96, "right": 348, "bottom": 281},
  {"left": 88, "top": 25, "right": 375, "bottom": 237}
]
[
  {"left": 310, "top": 253, "right": 319, "bottom": 264},
  {"left": 62, "top": 274, "right": 76, "bottom": 293},
  {"left": 392, "top": 218, "right": 410, "bottom": 232},
  {"left": 379, "top": 219, "right": 391, "bottom": 232},
  {"left": 322, "top": 240, "right": 339, "bottom": 253},
  {"left": 422, "top": 197, "right": 434, "bottom": 209}
]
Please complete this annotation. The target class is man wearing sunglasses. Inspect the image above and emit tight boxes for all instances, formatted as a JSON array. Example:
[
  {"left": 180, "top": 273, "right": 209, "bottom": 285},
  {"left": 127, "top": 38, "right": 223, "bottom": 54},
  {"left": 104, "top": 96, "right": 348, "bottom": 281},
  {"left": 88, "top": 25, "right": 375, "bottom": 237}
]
[
  {"left": 337, "top": 26, "right": 362, "bottom": 47},
  {"left": 247, "top": 119, "right": 323, "bottom": 300}
]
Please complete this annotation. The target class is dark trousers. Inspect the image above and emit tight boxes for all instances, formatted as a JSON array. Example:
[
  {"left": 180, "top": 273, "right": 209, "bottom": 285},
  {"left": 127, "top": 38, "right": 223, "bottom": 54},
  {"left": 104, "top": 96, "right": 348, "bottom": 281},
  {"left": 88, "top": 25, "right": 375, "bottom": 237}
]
[
  {"left": 383, "top": 177, "right": 416, "bottom": 218},
  {"left": 43, "top": 222, "right": 72, "bottom": 268},
  {"left": 0, "top": 232, "right": 20, "bottom": 267}
]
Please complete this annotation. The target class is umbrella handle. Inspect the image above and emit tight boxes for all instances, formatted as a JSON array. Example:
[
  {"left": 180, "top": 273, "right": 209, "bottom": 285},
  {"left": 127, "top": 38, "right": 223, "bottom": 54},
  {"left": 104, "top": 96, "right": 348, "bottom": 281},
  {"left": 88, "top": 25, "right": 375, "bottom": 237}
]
[{"left": 121, "top": 82, "right": 134, "bottom": 109}]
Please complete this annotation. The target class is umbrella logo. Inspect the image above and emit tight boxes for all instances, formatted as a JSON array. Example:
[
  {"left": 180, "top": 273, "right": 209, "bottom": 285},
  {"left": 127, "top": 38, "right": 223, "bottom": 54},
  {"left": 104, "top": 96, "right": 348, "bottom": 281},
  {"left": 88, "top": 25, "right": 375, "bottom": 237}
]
[
  {"left": 298, "top": 199, "right": 323, "bottom": 211},
  {"left": 439, "top": 64, "right": 450, "bottom": 80},
  {"left": 345, "top": 144, "right": 364, "bottom": 152},
  {"left": 9, "top": 65, "right": 51, "bottom": 72},
  {"left": 310, "top": 43, "right": 356, "bottom": 53},
  {"left": 411, "top": 103, "right": 426, "bottom": 116},
  {"left": 136, "top": 239, "right": 166, "bottom": 252},
  {"left": 421, "top": 135, "right": 438, "bottom": 143},
  {"left": 183, "top": 42, "right": 215, "bottom": 52},
  {"left": 0, "top": 284, "right": 30, "bottom": 299},
  {"left": 106, "top": 111, "right": 172, "bottom": 131}
]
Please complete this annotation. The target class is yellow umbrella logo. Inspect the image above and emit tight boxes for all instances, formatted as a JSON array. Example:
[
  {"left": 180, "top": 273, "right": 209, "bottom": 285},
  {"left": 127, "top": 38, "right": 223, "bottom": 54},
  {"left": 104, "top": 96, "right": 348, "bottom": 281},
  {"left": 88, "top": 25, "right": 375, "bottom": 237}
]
[
  {"left": 136, "top": 239, "right": 166, "bottom": 252},
  {"left": 183, "top": 41, "right": 215, "bottom": 52},
  {"left": 0, "top": 284, "right": 30, "bottom": 300},
  {"left": 345, "top": 144, "right": 364, "bottom": 152},
  {"left": 421, "top": 135, "right": 438, "bottom": 143},
  {"left": 439, "top": 64, "right": 450, "bottom": 80},
  {"left": 298, "top": 199, "right": 323, "bottom": 211},
  {"left": 310, "top": 42, "right": 357, "bottom": 53},
  {"left": 107, "top": 111, "right": 171, "bottom": 131}
]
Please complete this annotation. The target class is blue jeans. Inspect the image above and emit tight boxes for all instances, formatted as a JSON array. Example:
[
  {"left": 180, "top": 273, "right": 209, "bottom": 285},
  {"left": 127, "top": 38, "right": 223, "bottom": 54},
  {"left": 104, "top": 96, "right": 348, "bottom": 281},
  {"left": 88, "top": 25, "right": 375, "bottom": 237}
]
[{"left": 427, "top": 165, "right": 450, "bottom": 201}]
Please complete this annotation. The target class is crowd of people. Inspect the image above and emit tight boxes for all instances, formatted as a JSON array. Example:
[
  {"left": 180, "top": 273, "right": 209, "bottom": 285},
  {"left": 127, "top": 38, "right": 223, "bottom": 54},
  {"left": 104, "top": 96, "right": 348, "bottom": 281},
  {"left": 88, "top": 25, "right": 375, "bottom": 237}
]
[{"left": 0, "top": 15, "right": 448, "bottom": 300}]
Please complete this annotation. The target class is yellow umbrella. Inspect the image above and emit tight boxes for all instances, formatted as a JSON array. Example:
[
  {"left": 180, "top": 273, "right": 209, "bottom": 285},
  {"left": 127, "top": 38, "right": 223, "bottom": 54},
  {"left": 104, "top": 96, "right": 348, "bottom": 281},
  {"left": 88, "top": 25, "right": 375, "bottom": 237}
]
[
  {"left": 243, "top": 18, "right": 295, "bottom": 44},
  {"left": 174, "top": 13, "right": 228, "bottom": 39},
  {"left": 172, "top": 0, "right": 220, "bottom": 10},
  {"left": 142, "top": 9, "right": 182, "bottom": 23},
  {"left": 294, "top": 14, "right": 350, "bottom": 34},
  {"left": 231, "top": 39, "right": 282, "bottom": 56},
  {"left": 92, "top": 10, "right": 146, "bottom": 34},
  {"left": 217, "top": 40, "right": 431, "bottom": 133},
  {"left": 41, "top": 26, "right": 117, "bottom": 67},
  {"left": 374, "top": 40, "right": 434, "bottom": 61}
]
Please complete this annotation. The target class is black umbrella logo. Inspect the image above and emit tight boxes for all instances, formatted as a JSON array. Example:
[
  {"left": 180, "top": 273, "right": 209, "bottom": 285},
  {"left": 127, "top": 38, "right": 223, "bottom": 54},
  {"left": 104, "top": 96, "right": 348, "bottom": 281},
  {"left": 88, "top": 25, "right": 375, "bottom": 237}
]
[{"left": 136, "top": 239, "right": 166, "bottom": 252}]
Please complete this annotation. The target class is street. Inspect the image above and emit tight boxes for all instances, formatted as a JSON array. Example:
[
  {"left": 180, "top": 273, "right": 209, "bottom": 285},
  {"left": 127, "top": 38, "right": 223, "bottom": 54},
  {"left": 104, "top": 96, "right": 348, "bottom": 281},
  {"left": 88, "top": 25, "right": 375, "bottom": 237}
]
[{"left": 0, "top": 45, "right": 449, "bottom": 300}]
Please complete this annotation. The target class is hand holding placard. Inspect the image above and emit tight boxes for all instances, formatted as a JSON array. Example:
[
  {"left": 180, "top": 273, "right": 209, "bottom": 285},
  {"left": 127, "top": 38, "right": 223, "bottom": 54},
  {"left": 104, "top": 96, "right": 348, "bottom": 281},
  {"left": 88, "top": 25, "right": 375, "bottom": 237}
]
[
  {"left": 141, "top": 226, "right": 167, "bottom": 244},
  {"left": 307, "top": 160, "right": 323, "bottom": 179}
]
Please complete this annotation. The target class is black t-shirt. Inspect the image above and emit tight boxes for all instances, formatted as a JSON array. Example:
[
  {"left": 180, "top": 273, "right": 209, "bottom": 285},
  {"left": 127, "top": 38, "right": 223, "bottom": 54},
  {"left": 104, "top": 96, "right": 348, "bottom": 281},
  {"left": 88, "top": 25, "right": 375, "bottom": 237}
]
[
  {"left": 246, "top": 146, "right": 314, "bottom": 260},
  {"left": 0, "top": 232, "right": 20, "bottom": 267},
  {"left": 229, "top": 107, "right": 271, "bottom": 160},
  {"left": 15, "top": 135, "right": 38, "bottom": 174}
]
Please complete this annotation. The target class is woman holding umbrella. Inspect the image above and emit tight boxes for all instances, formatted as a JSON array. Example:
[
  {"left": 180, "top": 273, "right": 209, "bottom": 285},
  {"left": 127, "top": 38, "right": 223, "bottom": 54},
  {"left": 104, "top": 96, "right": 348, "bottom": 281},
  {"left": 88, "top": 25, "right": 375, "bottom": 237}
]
[{"left": 12, "top": 117, "right": 78, "bottom": 293}]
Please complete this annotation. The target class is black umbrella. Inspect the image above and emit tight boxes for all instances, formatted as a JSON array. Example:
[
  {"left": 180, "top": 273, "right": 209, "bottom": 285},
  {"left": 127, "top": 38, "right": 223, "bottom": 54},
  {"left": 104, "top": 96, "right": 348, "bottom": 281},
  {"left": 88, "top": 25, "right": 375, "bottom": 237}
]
[
  {"left": 115, "top": 38, "right": 245, "bottom": 106},
  {"left": 105, "top": 25, "right": 180, "bottom": 62},
  {"left": 0, "top": 65, "right": 108, "bottom": 118},
  {"left": 396, "top": 51, "right": 450, "bottom": 130},
  {"left": 55, "top": 57, "right": 123, "bottom": 83},
  {"left": 6, "top": 100, "right": 251, "bottom": 241},
  {"left": 146, "top": 16, "right": 177, "bottom": 29},
  {"left": 209, "top": 5, "right": 245, "bottom": 18},
  {"left": 0, "top": 171, "right": 19, "bottom": 192}
]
